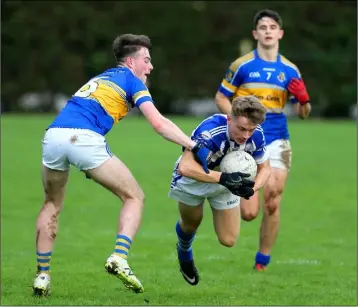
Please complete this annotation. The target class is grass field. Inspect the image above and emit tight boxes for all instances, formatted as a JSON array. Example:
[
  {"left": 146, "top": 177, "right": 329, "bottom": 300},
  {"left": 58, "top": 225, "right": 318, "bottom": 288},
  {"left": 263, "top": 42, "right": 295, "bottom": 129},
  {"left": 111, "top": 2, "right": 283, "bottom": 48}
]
[{"left": 1, "top": 115, "right": 357, "bottom": 306}]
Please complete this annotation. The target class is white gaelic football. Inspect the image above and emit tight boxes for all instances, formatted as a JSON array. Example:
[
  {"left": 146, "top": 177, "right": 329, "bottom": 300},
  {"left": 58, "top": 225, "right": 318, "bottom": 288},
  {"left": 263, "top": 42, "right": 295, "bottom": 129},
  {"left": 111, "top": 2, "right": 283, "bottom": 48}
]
[{"left": 220, "top": 150, "right": 257, "bottom": 181}]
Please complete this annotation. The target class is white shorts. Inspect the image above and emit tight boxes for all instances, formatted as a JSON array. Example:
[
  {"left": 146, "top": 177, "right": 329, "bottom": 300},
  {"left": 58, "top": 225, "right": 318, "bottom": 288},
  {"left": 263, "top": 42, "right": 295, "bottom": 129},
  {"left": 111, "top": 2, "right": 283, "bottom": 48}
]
[
  {"left": 169, "top": 176, "right": 240, "bottom": 210},
  {"left": 266, "top": 139, "right": 292, "bottom": 171},
  {"left": 42, "top": 128, "right": 113, "bottom": 171}
]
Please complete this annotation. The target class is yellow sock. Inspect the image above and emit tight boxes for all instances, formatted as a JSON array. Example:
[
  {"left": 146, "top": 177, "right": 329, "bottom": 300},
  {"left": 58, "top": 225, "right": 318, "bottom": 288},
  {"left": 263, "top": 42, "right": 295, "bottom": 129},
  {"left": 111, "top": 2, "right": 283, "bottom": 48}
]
[{"left": 113, "top": 234, "right": 132, "bottom": 260}]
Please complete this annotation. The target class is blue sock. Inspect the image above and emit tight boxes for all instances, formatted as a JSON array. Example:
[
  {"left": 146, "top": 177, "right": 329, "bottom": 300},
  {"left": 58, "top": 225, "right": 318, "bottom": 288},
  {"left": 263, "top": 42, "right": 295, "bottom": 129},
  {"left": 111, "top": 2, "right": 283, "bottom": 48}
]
[
  {"left": 255, "top": 251, "right": 271, "bottom": 266},
  {"left": 176, "top": 221, "right": 195, "bottom": 261}
]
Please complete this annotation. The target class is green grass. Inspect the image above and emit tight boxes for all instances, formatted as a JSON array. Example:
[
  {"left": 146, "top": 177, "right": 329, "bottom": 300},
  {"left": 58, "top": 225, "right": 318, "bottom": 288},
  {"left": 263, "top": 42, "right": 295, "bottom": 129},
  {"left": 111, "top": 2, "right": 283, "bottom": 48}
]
[{"left": 1, "top": 115, "right": 357, "bottom": 306}]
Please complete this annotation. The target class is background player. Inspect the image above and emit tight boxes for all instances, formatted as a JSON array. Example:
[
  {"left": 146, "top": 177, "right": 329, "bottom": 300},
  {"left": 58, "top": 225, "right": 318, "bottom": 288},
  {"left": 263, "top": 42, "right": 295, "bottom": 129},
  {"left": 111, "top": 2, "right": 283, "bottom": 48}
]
[
  {"left": 214, "top": 9, "right": 311, "bottom": 270},
  {"left": 33, "top": 34, "right": 211, "bottom": 296},
  {"left": 169, "top": 96, "right": 271, "bottom": 285}
]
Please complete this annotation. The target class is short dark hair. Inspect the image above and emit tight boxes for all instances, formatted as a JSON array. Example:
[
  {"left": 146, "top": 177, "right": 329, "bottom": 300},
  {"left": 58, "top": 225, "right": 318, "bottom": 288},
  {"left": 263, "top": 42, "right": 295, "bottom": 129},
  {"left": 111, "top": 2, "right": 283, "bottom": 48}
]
[
  {"left": 112, "top": 34, "right": 152, "bottom": 64},
  {"left": 253, "top": 9, "right": 283, "bottom": 29},
  {"left": 231, "top": 96, "right": 267, "bottom": 125}
]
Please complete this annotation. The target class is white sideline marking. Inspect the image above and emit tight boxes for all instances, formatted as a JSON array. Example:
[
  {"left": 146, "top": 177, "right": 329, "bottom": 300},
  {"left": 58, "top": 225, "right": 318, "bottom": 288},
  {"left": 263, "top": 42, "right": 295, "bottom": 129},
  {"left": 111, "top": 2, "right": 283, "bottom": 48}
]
[{"left": 275, "top": 259, "right": 321, "bottom": 265}]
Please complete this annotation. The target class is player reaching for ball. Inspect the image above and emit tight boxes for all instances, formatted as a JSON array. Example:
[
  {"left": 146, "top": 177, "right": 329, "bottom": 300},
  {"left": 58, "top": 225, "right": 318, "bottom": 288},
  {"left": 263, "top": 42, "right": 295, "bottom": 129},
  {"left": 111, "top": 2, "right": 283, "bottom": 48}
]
[
  {"left": 168, "top": 95, "right": 271, "bottom": 286},
  {"left": 33, "top": 33, "right": 211, "bottom": 296}
]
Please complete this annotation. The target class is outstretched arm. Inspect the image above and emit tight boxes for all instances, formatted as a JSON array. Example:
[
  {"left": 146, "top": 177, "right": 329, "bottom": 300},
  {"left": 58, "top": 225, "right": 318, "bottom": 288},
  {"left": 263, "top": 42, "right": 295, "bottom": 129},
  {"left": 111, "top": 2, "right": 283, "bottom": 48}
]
[
  {"left": 139, "top": 101, "right": 210, "bottom": 173},
  {"left": 139, "top": 101, "right": 196, "bottom": 149}
]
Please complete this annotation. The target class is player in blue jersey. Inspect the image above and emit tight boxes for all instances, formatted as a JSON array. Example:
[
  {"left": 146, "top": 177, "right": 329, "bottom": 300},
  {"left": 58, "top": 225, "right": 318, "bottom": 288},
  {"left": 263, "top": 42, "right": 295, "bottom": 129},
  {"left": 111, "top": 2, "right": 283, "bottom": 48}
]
[
  {"left": 215, "top": 9, "right": 312, "bottom": 271},
  {"left": 169, "top": 96, "right": 271, "bottom": 285},
  {"left": 33, "top": 34, "right": 212, "bottom": 296}
]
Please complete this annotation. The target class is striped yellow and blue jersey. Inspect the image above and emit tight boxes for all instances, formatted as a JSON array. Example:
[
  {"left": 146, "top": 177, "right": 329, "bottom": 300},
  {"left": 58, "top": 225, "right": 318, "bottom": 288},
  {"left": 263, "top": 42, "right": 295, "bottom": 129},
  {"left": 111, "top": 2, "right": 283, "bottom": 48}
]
[
  {"left": 48, "top": 66, "right": 152, "bottom": 135},
  {"left": 218, "top": 49, "right": 301, "bottom": 144}
]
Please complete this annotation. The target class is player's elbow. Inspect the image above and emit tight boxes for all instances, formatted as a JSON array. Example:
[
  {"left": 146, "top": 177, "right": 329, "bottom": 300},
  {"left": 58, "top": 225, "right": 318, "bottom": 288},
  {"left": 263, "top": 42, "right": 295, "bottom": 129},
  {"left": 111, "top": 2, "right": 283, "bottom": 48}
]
[
  {"left": 214, "top": 92, "right": 224, "bottom": 106},
  {"left": 177, "top": 162, "right": 187, "bottom": 176},
  {"left": 177, "top": 160, "right": 191, "bottom": 177},
  {"left": 215, "top": 92, "right": 231, "bottom": 114},
  {"left": 214, "top": 91, "right": 221, "bottom": 101},
  {"left": 296, "top": 103, "right": 311, "bottom": 120},
  {"left": 298, "top": 110, "right": 310, "bottom": 120},
  {"left": 151, "top": 117, "right": 165, "bottom": 135}
]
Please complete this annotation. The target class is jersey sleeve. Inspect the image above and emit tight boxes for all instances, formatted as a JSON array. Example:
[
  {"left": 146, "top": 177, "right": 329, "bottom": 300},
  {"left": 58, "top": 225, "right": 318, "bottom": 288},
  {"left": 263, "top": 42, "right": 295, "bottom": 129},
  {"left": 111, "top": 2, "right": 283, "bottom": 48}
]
[
  {"left": 190, "top": 117, "right": 226, "bottom": 152},
  {"left": 129, "top": 76, "right": 153, "bottom": 107},
  {"left": 252, "top": 128, "right": 268, "bottom": 164},
  {"left": 217, "top": 62, "right": 243, "bottom": 98},
  {"left": 191, "top": 124, "right": 217, "bottom": 151}
]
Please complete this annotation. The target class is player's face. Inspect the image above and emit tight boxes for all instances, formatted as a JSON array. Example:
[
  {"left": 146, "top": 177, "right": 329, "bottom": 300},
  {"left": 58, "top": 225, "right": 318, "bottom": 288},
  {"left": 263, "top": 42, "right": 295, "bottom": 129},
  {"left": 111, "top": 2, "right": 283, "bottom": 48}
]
[
  {"left": 227, "top": 115, "right": 257, "bottom": 145},
  {"left": 252, "top": 17, "right": 283, "bottom": 49},
  {"left": 130, "top": 47, "right": 153, "bottom": 84}
]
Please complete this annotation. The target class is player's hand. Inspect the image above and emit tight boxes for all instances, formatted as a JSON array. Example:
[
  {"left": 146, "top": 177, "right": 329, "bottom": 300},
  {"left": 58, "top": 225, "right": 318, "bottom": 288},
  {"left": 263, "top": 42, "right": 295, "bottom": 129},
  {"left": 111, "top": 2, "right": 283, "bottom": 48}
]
[
  {"left": 287, "top": 78, "right": 310, "bottom": 105},
  {"left": 219, "top": 171, "right": 255, "bottom": 190},
  {"left": 231, "top": 186, "right": 255, "bottom": 200},
  {"left": 191, "top": 141, "right": 211, "bottom": 174}
]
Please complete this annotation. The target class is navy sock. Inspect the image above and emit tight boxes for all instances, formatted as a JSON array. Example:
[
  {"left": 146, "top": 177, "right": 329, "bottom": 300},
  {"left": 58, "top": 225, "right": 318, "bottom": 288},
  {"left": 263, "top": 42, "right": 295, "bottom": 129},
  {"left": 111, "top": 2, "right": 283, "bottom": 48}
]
[
  {"left": 176, "top": 221, "right": 195, "bottom": 261},
  {"left": 255, "top": 251, "right": 271, "bottom": 266}
]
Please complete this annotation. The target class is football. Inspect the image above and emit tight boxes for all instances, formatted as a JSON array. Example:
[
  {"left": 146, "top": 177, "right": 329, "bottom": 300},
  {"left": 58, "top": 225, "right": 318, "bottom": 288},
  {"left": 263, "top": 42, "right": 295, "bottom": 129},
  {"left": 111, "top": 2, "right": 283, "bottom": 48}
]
[{"left": 220, "top": 150, "right": 257, "bottom": 181}]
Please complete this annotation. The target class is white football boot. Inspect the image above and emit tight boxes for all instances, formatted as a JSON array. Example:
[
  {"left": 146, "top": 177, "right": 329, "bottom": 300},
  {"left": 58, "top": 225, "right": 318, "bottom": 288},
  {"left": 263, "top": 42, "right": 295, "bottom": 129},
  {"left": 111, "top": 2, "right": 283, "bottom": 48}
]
[
  {"left": 33, "top": 272, "right": 51, "bottom": 296},
  {"left": 105, "top": 254, "right": 144, "bottom": 293}
]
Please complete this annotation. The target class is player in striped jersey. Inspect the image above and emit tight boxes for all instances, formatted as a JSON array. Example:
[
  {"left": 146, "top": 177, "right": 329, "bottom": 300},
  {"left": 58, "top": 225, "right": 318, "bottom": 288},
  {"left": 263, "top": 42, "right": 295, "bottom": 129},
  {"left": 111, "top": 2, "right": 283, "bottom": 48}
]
[
  {"left": 169, "top": 96, "right": 271, "bottom": 285},
  {"left": 33, "top": 34, "right": 211, "bottom": 296},
  {"left": 215, "top": 9, "right": 311, "bottom": 271}
]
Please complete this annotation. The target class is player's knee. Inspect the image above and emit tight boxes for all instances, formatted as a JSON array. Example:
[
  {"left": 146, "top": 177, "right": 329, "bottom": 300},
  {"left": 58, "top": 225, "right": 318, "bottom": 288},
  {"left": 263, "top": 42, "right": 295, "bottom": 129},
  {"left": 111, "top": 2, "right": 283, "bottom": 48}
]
[
  {"left": 123, "top": 188, "right": 145, "bottom": 205},
  {"left": 266, "top": 185, "right": 284, "bottom": 199},
  {"left": 265, "top": 199, "right": 280, "bottom": 215},
  {"left": 181, "top": 216, "right": 202, "bottom": 232},
  {"left": 182, "top": 223, "right": 200, "bottom": 233},
  {"left": 136, "top": 188, "right": 145, "bottom": 204},
  {"left": 241, "top": 209, "right": 259, "bottom": 221},
  {"left": 41, "top": 201, "right": 62, "bottom": 216},
  {"left": 264, "top": 188, "right": 283, "bottom": 214},
  {"left": 218, "top": 234, "right": 237, "bottom": 247}
]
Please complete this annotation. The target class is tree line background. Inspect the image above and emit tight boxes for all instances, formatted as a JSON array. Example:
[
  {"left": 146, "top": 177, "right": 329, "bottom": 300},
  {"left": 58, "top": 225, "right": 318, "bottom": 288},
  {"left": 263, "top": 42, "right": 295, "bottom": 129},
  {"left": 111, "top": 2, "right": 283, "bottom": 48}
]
[{"left": 2, "top": 0, "right": 357, "bottom": 117}]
